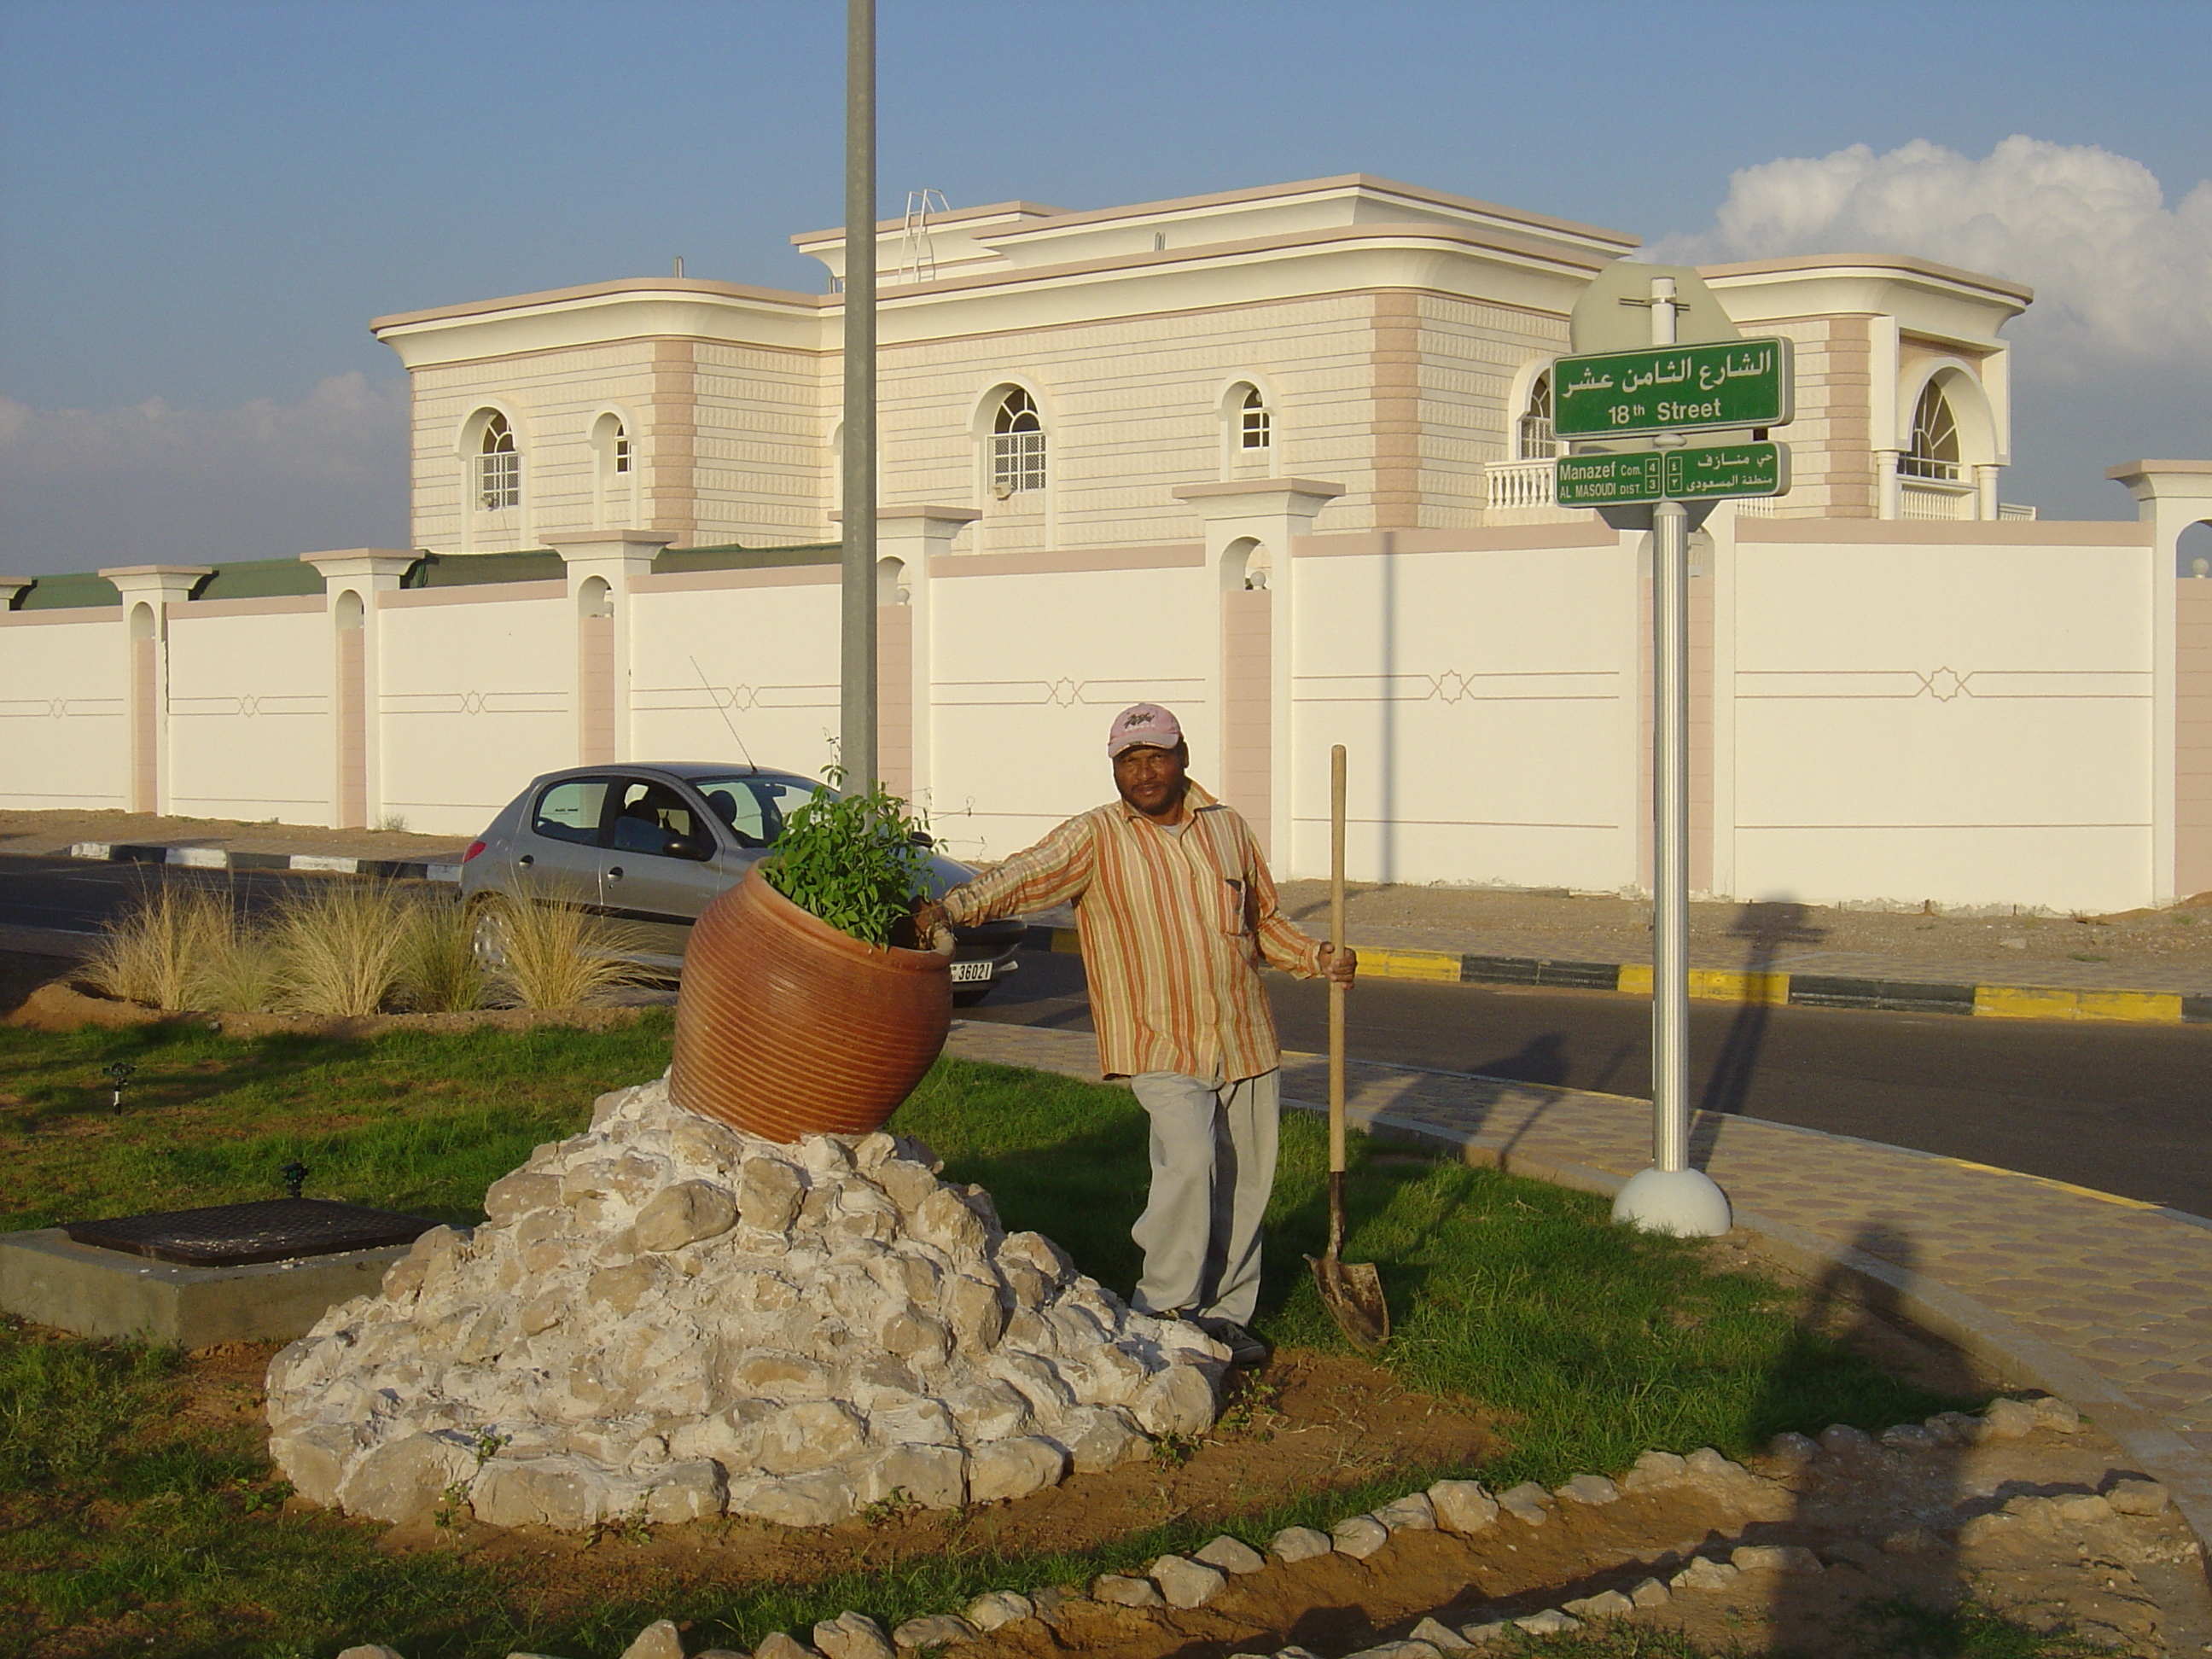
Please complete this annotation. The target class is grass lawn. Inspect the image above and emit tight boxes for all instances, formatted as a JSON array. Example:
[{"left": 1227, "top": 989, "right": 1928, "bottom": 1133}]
[{"left": 0, "top": 1015, "right": 2013, "bottom": 1658}]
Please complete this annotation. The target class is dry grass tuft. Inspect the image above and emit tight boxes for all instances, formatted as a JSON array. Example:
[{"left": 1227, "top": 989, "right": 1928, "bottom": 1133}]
[
  {"left": 474, "top": 888, "right": 655, "bottom": 1010},
  {"left": 80, "top": 883, "right": 226, "bottom": 1009},
  {"left": 394, "top": 895, "right": 489, "bottom": 1014},
  {"left": 268, "top": 882, "right": 411, "bottom": 1017},
  {"left": 191, "top": 902, "right": 284, "bottom": 1013}
]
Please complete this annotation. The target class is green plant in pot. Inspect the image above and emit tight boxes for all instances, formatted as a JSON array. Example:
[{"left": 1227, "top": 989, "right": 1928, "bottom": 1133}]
[
  {"left": 669, "top": 766, "right": 957, "bottom": 1142},
  {"left": 760, "top": 767, "right": 938, "bottom": 947}
]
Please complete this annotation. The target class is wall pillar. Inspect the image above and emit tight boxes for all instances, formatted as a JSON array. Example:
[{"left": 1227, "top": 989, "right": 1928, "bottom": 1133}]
[
  {"left": 1171, "top": 479, "right": 1345, "bottom": 868},
  {"left": 1874, "top": 449, "right": 1901, "bottom": 520},
  {"left": 303, "top": 550, "right": 418, "bottom": 829},
  {"left": 877, "top": 507, "right": 978, "bottom": 806},
  {"left": 544, "top": 531, "right": 677, "bottom": 765},
  {"left": 98, "top": 565, "right": 212, "bottom": 816},
  {"left": 1975, "top": 464, "right": 2001, "bottom": 521},
  {"left": 2108, "top": 461, "right": 2212, "bottom": 904}
]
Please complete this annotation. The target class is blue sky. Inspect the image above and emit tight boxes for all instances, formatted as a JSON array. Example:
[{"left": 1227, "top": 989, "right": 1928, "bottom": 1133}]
[{"left": 3, "top": 0, "right": 2208, "bottom": 573}]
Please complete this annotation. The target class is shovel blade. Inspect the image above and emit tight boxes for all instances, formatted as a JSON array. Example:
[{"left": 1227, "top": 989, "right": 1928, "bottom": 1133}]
[{"left": 1306, "top": 1251, "right": 1390, "bottom": 1353}]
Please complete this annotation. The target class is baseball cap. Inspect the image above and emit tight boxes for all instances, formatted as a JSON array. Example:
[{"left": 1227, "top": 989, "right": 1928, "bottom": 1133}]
[{"left": 1108, "top": 701, "right": 1183, "bottom": 758}]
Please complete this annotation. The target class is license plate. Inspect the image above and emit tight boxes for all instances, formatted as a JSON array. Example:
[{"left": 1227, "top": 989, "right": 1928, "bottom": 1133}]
[{"left": 950, "top": 960, "right": 993, "bottom": 983}]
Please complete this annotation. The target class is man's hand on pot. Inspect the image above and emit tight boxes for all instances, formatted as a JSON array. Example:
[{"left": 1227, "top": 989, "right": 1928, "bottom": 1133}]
[{"left": 1321, "top": 943, "right": 1358, "bottom": 987}]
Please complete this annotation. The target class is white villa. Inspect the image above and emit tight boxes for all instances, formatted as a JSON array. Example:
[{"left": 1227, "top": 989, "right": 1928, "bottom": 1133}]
[
  {"left": 371, "top": 172, "right": 2033, "bottom": 556},
  {"left": 5, "top": 174, "right": 2209, "bottom": 913}
]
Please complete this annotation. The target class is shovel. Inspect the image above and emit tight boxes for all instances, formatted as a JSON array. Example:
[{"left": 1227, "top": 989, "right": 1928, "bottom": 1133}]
[{"left": 1307, "top": 743, "right": 1390, "bottom": 1352}]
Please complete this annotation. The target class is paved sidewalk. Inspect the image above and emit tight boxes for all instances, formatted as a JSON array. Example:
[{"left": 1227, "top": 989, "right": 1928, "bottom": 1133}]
[{"left": 945, "top": 1019, "right": 2212, "bottom": 1547}]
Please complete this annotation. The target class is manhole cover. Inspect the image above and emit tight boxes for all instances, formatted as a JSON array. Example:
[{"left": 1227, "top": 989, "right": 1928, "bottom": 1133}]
[{"left": 65, "top": 1198, "right": 440, "bottom": 1267}]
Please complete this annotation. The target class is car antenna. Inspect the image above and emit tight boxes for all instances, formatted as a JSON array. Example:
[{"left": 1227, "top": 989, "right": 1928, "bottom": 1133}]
[{"left": 689, "top": 655, "right": 760, "bottom": 774}]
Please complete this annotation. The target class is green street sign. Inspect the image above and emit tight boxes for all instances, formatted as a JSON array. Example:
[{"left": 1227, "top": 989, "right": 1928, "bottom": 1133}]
[
  {"left": 1555, "top": 442, "right": 1790, "bottom": 506},
  {"left": 1665, "top": 441, "right": 1789, "bottom": 500},
  {"left": 1557, "top": 451, "right": 1664, "bottom": 506},
  {"left": 1553, "top": 338, "right": 1794, "bottom": 437}
]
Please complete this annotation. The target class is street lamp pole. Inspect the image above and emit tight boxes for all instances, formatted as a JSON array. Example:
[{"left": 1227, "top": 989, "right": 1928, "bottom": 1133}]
[{"left": 838, "top": 0, "right": 878, "bottom": 790}]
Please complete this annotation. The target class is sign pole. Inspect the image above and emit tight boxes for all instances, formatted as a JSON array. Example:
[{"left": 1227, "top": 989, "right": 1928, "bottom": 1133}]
[
  {"left": 838, "top": 0, "right": 878, "bottom": 791},
  {"left": 1611, "top": 276, "right": 1732, "bottom": 1238}
]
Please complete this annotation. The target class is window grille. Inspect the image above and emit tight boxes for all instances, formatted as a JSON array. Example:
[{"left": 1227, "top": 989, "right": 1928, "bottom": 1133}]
[
  {"left": 613, "top": 424, "right": 630, "bottom": 474},
  {"left": 989, "top": 388, "right": 1046, "bottom": 495},
  {"left": 1240, "top": 387, "right": 1272, "bottom": 450},
  {"left": 1900, "top": 381, "right": 1961, "bottom": 480},
  {"left": 1516, "top": 370, "right": 1557, "bottom": 460},
  {"left": 477, "top": 413, "right": 520, "bottom": 509}
]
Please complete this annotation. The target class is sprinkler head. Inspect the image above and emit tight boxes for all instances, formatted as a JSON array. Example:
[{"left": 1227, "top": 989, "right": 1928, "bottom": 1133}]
[{"left": 281, "top": 1161, "right": 308, "bottom": 1200}]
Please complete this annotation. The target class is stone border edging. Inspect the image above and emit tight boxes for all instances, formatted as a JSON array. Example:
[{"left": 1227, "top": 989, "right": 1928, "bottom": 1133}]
[
  {"left": 58, "top": 841, "right": 463, "bottom": 884},
  {"left": 1022, "top": 926, "right": 2212, "bottom": 1026},
  {"left": 1275, "top": 1090, "right": 2212, "bottom": 1563}
]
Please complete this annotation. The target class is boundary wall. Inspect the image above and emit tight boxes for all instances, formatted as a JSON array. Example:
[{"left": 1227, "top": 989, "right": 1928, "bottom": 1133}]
[{"left": 2, "top": 505, "right": 2202, "bottom": 912}]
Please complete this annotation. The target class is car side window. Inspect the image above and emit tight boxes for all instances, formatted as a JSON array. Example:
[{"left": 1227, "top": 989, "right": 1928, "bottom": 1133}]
[
  {"left": 611, "top": 780, "right": 713, "bottom": 860},
  {"left": 701, "top": 780, "right": 794, "bottom": 849},
  {"left": 531, "top": 778, "right": 612, "bottom": 845}
]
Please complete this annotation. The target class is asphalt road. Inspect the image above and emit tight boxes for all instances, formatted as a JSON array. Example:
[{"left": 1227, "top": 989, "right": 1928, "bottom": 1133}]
[
  {"left": 9, "top": 853, "right": 2212, "bottom": 1215},
  {"left": 969, "top": 942, "right": 2212, "bottom": 1220}
]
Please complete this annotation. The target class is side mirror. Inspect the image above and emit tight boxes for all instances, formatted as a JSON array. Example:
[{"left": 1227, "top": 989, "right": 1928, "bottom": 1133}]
[
  {"left": 665, "top": 835, "right": 707, "bottom": 861},
  {"left": 909, "top": 830, "right": 937, "bottom": 850}
]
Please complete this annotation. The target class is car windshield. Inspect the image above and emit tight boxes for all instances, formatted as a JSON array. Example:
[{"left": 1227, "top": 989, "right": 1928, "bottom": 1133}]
[{"left": 690, "top": 775, "right": 820, "bottom": 849}]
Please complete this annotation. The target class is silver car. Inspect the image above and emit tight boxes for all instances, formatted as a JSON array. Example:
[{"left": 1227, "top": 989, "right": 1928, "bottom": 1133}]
[{"left": 458, "top": 762, "right": 1025, "bottom": 1003}]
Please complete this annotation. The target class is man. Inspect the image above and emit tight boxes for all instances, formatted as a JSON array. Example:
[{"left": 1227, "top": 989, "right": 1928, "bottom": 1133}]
[{"left": 914, "top": 702, "right": 1354, "bottom": 1366}]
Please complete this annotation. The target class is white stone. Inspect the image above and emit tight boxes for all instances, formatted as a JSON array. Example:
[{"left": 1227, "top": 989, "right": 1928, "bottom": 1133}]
[
  {"left": 1562, "top": 1589, "right": 1633, "bottom": 1617},
  {"left": 1426, "top": 1479, "right": 1499, "bottom": 1534},
  {"left": 1672, "top": 1556, "right": 1738, "bottom": 1591},
  {"left": 1344, "top": 1644, "right": 1439, "bottom": 1659},
  {"left": 2030, "top": 1395, "right": 2083, "bottom": 1433},
  {"left": 1765, "top": 1433, "right": 1819, "bottom": 1464},
  {"left": 1628, "top": 1577, "right": 1670, "bottom": 1607},
  {"left": 1194, "top": 1534, "right": 1266, "bottom": 1575},
  {"left": 892, "top": 1614, "right": 976, "bottom": 1648},
  {"left": 967, "top": 1436, "right": 1067, "bottom": 1503},
  {"left": 963, "top": 1591, "right": 1033, "bottom": 1631},
  {"left": 1375, "top": 1492, "right": 1436, "bottom": 1531},
  {"left": 1515, "top": 1611, "right": 1580, "bottom": 1635},
  {"left": 2107, "top": 1477, "right": 2172, "bottom": 1515},
  {"left": 470, "top": 1456, "right": 619, "bottom": 1530},
  {"left": 1149, "top": 1553, "right": 1226, "bottom": 1607},
  {"left": 636, "top": 1179, "right": 739, "bottom": 1252},
  {"left": 1409, "top": 1618, "right": 1470, "bottom": 1651},
  {"left": 1494, "top": 1481, "right": 1551, "bottom": 1524},
  {"left": 1093, "top": 1574, "right": 1165, "bottom": 1607},
  {"left": 1556, "top": 1473, "right": 1619, "bottom": 1505},
  {"left": 1330, "top": 1515, "right": 1390, "bottom": 1558},
  {"left": 1977, "top": 1398, "right": 2039, "bottom": 1441},
  {"left": 338, "top": 1649, "right": 406, "bottom": 1659},
  {"left": 813, "top": 1612, "right": 894, "bottom": 1659},
  {"left": 1457, "top": 1623, "right": 1511, "bottom": 1644},
  {"left": 620, "top": 1622, "right": 685, "bottom": 1659},
  {"left": 1880, "top": 1423, "right": 1938, "bottom": 1451},
  {"left": 754, "top": 1634, "right": 818, "bottom": 1659},
  {"left": 1269, "top": 1525, "right": 1334, "bottom": 1562}
]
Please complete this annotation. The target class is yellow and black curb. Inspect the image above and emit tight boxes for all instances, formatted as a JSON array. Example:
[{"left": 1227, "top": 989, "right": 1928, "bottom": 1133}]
[{"left": 1022, "top": 926, "right": 2211, "bottom": 1026}]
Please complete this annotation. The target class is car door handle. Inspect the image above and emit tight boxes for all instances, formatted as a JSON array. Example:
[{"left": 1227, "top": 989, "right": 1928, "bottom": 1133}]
[
  {"left": 607, "top": 866, "right": 624, "bottom": 879},
  {"left": 518, "top": 853, "right": 533, "bottom": 867}
]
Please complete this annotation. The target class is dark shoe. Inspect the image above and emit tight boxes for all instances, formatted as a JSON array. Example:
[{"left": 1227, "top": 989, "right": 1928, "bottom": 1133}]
[{"left": 1192, "top": 1316, "right": 1271, "bottom": 1368}]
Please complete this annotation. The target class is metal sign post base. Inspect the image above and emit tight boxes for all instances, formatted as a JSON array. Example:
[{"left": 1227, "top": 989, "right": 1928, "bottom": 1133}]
[{"left": 1612, "top": 1166, "right": 1733, "bottom": 1238}]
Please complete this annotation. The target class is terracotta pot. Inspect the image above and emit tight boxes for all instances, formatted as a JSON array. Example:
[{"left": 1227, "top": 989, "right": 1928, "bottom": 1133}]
[{"left": 668, "top": 862, "right": 952, "bottom": 1141}]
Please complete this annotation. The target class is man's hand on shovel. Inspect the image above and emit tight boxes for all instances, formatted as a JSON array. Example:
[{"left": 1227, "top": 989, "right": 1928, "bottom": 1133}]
[{"left": 1319, "top": 943, "right": 1359, "bottom": 987}]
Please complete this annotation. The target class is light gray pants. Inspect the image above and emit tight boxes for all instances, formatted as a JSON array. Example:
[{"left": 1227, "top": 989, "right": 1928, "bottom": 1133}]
[{"left": 1127, "top": 1068, "right": 1280, "bottom": 1326}]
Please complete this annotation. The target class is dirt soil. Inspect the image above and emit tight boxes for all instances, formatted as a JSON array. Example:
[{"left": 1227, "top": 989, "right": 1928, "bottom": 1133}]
[{"left": 1275, "top": 880, "right": 2212, "bottom": 982}]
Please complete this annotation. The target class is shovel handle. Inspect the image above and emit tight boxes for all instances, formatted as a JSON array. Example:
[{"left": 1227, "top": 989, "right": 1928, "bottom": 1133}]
[{"left": 1329, "top": 744, "right": 1347, "bottom": 1179}]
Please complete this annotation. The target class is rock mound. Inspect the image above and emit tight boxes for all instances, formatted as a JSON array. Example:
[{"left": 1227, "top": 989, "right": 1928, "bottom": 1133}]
[{"left": 265, "top": 1074, "right": 1227, "bottom": 1529}]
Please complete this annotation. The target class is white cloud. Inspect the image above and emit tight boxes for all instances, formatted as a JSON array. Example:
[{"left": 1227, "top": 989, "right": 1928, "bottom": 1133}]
[
  {"left": 1650, "top": 136, "right": 2212, "bottom": 376},
  {"left": 0, "top": 373, "right": 408, "bottom": 573},
  {"left": 1650, "top": 137, "right": 2212, "bottom": 521}
]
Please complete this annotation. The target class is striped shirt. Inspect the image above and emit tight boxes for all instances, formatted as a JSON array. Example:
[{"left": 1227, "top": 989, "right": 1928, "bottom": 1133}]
[{"left": 942, "top": 782, "right": 1326, "bottom": 1083}]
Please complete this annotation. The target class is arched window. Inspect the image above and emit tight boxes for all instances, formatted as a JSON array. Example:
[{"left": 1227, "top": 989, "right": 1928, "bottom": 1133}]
[
  {"left": 989, "top": 388, "right": 1045, "bottom": 496},
  {"left": 1901, "top": 381, "right": 1961, "bottom": 480},
  {"left": 1239, "top": 387, "right": 1272, "bottom": 451},
  {"left": 1517, "top": 370, "right": 1556, "bottom": 460},
  {"left": 478, "top": 412, "right": 521, "bottom": 509}
]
